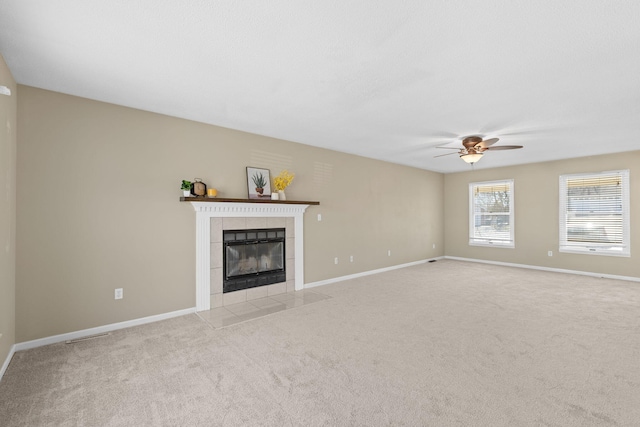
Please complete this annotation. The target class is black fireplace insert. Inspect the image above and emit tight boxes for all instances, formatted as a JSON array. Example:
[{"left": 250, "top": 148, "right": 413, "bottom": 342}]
[{"left": 223, "top": 228, "right": 286, "bottom": 293}]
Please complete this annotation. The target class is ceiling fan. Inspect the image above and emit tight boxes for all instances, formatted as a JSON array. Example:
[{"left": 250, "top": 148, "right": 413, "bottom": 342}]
[{"left": 435, "top": 135, "right": 523, "bottom": 164}]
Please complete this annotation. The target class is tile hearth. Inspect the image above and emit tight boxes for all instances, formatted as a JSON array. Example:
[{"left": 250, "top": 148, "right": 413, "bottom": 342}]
[{"left": 197, "top": 289, "right": 331, "bottom": 329}]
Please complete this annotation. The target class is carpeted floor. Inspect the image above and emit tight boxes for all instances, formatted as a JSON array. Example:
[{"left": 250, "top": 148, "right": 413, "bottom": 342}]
[{"left": 1, "top": 260, "right": 639, "bottom": 426}]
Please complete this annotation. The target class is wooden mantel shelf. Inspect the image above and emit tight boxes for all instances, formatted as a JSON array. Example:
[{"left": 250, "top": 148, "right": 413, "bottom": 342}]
[{"left": 180, "top": 197, "right": 319, "bottom": 206}]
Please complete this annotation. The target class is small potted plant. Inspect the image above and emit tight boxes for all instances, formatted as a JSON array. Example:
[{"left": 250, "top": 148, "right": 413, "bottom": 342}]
[{"left": 181, "top": 180, "right": 192, "bottom": 197}]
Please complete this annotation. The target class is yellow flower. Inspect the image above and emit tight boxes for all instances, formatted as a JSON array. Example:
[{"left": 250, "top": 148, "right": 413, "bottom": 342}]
[{"left": 273, "top": 170, "right": 295, "bottom": 191}]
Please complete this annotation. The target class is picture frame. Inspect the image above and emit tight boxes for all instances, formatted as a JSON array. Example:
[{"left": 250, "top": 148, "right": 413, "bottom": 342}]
[{"left": 246, "top": 167, "right": 272, "bottom": 199}]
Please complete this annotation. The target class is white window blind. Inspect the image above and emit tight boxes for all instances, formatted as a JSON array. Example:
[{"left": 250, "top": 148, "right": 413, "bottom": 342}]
[
  {"left": 469, "top": 180, "right": 514, "bottom": 247},
  {"left": 559, "top": 170, "right": 630, "bottom": 256}
]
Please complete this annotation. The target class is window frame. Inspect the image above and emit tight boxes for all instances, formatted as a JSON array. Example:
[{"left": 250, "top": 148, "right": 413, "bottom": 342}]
[
  {"left": 468, "top": 179, "right": 515, "bottom": 248},
  {"left": 558, "top": 169, "right": 630, "bottom": 257}
]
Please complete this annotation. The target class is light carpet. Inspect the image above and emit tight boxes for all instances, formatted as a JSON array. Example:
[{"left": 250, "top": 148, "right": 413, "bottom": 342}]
[{"left": 1, "top": 260, "right": 639, "bottom": 426}]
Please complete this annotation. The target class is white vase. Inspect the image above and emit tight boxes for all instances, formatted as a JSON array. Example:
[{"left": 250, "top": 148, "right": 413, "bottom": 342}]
[
  {"left": 278, "top": 190, "right": 286, "bottom": 200},
  {"left": 183, "top": 190, "right": 191, "bottom": 197},
  {"left": 271, "top": 192, "right": 279, "bottom": 200}
]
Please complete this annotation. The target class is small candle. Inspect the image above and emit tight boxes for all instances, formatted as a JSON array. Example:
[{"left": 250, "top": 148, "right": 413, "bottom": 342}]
[{"left": 207, "top": 188, "right": 217, "bottom": 197}]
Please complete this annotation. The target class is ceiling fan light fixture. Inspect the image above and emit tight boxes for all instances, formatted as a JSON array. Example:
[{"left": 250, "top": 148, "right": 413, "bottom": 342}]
[{"left": 460, "top": 153, "right": 483, "bottom": 164}]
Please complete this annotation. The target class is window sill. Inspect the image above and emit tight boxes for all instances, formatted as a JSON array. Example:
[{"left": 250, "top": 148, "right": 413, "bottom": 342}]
[
  {"left": 559, "top": 247, "right": 630, "bottom": 257},
  {"left": 469, "top": 241, "right": 514, "bottom": 249}
]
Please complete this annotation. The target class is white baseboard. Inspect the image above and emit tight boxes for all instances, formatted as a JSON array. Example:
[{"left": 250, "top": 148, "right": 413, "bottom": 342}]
[
  {"left": 0, "top": 344, "right": 16, "bottom": 383},
  {"left": 444, "top": 256, "right": 640, "bottom": 283},
  {"left": 14, "top": 307, "right": 196, "bottom": 352},
  {"left": 304, "top": 257, "right": 444, "bottom": 289}
]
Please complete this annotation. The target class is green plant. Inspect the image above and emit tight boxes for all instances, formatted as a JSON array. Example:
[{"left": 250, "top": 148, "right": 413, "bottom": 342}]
[
  {"left": 181, "top": 180, "right": 192, "bottom": 191},
  {"left": 252, "top": 172, "right": 267, "bottom": 189}
]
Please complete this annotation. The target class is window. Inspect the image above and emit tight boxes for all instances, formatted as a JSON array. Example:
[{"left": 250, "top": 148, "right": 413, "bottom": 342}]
[
  {"left": 469, "top": 180, "right": 514, "bottom": 247},
  {"left": 559, "top": 170, "right": 630, "bottom": 256}
]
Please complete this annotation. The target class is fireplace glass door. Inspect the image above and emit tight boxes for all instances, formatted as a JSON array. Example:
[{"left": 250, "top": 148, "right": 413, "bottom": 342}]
[{"left": 223, "top": 228, "right": 286, "bottom": 293}]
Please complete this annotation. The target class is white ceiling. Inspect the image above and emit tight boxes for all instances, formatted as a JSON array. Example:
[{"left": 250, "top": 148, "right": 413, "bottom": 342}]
[{"left": 1, "top": 0, "right": 639, "bottom": 173}]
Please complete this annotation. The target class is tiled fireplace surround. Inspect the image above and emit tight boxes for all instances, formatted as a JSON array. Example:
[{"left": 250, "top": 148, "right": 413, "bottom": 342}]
[
  {"left": 189, "top": 202, "right": 311, "bottom": 312},
  {"left": 210, "top": 216, "right": 295, "bottom": 307}
]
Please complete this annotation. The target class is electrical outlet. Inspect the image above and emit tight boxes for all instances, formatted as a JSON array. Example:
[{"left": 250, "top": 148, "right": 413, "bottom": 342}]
[
  {"left": 334, "top": 257, "right": 338, "bottom": 265},
  {"left": 317, "top": 214, "right": 322, "bottom": 221},
  {"left": 548, "top": 251, "right": 553, "bottom": 257},
  {"left": 433, "top": 243, "right": 436, "bottom": 249},
  {"left": 350, "top": 255, "right": 354, "bottom": 262},
  {"left": 388, "top": 250, "right": 391, "bottom": 256},
  {"left": 115, "top": 288, "right": 123, "bottom": 300}
]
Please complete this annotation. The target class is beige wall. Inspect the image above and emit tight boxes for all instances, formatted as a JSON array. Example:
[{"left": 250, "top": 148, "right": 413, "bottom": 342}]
[
  {"left": 10, "top": 82, "right": 640, "bottom": 346},
  {"left": 444, "top": 151, "right": 640, "bottom": 278},
  {"left": 16, "top": 86, "right": 444, "bottom": 342},
  {"left": 0, "top": 55, "right": 17, "bottom": 364}
]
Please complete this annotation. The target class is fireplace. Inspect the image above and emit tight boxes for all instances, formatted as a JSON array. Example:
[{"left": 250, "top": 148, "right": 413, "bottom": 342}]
[
  {"left": 223, "top": 228, "right": 286, "bottom": 293},
  {"left": 187, "top": 200, "right": 315, "bottom": 311}
]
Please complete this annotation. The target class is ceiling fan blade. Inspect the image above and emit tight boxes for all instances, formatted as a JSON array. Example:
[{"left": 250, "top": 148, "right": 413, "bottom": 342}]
[
  {"left": 475, "top": 137, "right": 499, "bottom": 149},
  {"left": 434, "top": 152, "right": 461, "bottom": 158},
  {"left": 484, "top": 145, "right": 523, "bottom": 151},
  {"left": 435, "top": 146, "right": 463, "bottom": 150}
]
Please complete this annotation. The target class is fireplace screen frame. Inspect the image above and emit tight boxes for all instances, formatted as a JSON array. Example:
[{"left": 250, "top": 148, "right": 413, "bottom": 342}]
[{"left": 223, "top": 228, "right": 286, "bottom": 293}]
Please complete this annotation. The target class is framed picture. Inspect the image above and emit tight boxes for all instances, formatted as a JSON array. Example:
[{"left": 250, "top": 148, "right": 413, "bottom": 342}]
[{"left": 246, "top": 167, "right": 272, "bottom": 199}]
